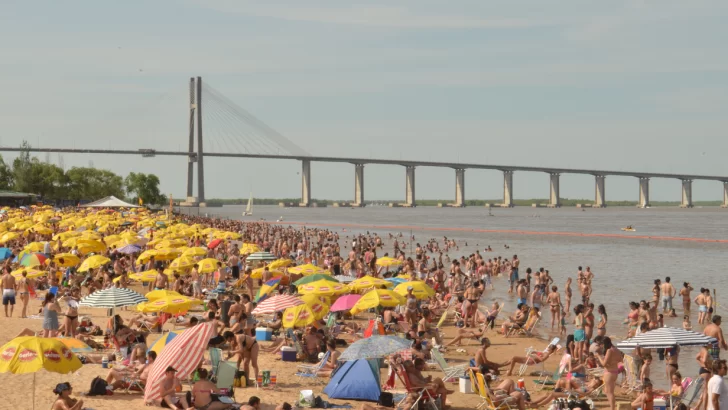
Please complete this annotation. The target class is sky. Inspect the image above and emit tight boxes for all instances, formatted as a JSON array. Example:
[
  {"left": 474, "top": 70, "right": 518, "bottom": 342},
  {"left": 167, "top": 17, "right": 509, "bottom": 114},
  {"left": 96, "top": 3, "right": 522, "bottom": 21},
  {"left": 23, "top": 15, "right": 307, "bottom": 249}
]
[{"left": 1, "top": 1, "right": 727, "bottom": 202}]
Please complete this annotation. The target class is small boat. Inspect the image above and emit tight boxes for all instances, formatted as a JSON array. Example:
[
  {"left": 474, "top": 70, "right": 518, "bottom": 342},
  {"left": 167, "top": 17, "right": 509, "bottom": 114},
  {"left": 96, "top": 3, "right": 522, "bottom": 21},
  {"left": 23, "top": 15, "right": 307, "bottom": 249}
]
[
  {"left": 242, "top": 193, "right": 253, "bottom": 216},
  {"left": 621, "top": 226, "right": 636, "bottom": 232}
]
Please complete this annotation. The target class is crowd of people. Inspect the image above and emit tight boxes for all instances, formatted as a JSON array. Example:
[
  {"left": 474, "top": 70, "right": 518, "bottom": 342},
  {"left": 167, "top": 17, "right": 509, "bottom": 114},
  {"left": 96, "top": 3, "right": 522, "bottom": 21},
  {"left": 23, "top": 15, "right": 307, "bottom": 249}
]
[{"left": 1, "top": 206, "right": 726, "bottom": 410}]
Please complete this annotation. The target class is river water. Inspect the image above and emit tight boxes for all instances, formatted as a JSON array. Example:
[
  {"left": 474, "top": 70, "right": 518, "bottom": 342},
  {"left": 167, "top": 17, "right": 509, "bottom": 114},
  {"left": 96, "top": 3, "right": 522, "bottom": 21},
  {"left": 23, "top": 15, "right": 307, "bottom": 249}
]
[{"left": 180, "top": 205, "right": 728, "bottom": 383}]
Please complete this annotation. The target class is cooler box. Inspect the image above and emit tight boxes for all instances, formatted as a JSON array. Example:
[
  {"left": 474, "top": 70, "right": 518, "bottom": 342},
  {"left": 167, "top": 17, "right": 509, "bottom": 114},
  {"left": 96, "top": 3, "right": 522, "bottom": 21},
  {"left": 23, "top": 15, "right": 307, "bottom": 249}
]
[
  {"left": 281, "top": 346, "right": 297, "bottom": 362},
  {"left": 256, "top": 328, "right": 272, "bottom": 341},
  {"left": 459, "top": 377, "right": 473, "bottom": 394},
  {"left": 653, "top": 398, "right": 667, "bottom": 410}
]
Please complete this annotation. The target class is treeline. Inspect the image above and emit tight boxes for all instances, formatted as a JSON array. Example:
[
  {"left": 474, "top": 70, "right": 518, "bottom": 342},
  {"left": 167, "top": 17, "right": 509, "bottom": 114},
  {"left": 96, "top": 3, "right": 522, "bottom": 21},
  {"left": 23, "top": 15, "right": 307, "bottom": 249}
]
[
  {"left": 203, "top": 197, "right": 723, "bottom": 207},
  {"left": 0, "top": 141, "right": 167, "bottom": 205}
]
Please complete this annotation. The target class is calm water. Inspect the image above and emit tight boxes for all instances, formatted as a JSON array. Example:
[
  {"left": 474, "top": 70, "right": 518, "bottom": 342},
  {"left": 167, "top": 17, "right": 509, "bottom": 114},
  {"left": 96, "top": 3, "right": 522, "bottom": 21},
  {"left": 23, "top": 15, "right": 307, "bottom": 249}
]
[{"left": 181, "top": 205, "right": 728, "bottom": 383}]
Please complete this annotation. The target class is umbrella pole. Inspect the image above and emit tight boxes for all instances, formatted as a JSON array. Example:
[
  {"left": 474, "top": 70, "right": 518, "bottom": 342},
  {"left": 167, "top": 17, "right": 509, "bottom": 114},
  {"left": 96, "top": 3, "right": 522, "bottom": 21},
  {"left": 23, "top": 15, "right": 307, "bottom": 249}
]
[{"left": 33, "top": 373, "right": 36, "bottom": 410}]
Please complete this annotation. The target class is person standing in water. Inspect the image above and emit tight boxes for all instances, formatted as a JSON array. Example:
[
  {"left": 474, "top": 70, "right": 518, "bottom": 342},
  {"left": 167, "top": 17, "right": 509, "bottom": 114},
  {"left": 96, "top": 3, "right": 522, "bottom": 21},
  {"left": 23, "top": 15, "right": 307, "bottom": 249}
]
[
  {"left": 546, "top": 286, "right": 561, "bottom": 330},
  {"left": 661, "top": 277, "right": 676, "bottom": 314},
  {"left": 680, "top": 282, "right": 694, "bottom": 314}
]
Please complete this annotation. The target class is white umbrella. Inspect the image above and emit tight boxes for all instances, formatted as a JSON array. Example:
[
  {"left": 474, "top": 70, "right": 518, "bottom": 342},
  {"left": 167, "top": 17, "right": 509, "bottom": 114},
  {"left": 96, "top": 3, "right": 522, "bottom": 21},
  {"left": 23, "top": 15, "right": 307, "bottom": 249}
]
[
  {"left": 339, "top": 335, "right": 412, "bottom": 361},
  {"left": 79, "top": 287, "right": 147, "bottom": 309},
  {"left": 246, "top": 252, "right": 277, "bottom": 261},
  {"left": 616, "top": 327, "right": 717, "bottom": 350}
]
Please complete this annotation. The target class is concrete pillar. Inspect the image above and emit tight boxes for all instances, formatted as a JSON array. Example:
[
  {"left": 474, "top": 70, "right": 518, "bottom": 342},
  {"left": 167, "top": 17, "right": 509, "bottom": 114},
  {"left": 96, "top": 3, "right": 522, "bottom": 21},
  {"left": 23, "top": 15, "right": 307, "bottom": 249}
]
[
  {"left": 405, "top": 166, "right": 416, "bottom": 207},
  {"left": 680, "top": 179, "right": 693, "bottom": 208},
  {"left": 186, "top": 77, "right": 195, "bottom": 202},
  {"left": 594, "top": 175, "right": 606, "bottom": 208},
  {"left": 353, "top": 164, "right": 364, "bottom": 206},
  {"left": 453, "top": 168, "right": 465, "bottom": 207},
  {"left": 502, "top": 170, "right": 514, "bottom": 207},
  {"left": 723, "top": 182, "right": 728, "bottom": 208},
  {"left": 196, "top": 77, "right": 206, "bottom": 205},
  {"left": 638, "top": 177, "right": 650, "bottom": 208},
  {"left": 548, "top": 173, "right": 561, "bottom": 208},
  {"left": 300, "top": 160, "right": 311, "bottom": 207}
]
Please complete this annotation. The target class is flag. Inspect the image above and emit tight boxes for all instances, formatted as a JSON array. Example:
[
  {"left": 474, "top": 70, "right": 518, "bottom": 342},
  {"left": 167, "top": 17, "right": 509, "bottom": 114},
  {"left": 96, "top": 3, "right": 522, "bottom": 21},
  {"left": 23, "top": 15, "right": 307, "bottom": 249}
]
[{"left": 138, "top": 197, "right": 143, "bottom": 206}]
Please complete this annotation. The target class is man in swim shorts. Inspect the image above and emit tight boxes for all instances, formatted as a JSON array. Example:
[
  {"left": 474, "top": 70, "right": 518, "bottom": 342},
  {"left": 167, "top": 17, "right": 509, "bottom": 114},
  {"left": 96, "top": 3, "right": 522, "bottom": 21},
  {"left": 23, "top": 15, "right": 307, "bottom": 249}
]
[
  {"left": 660, "top": 276, "right": 676, "bottom": 313},
  {"left": 2, "top": 266, "right": 17, "bottom": 317}
]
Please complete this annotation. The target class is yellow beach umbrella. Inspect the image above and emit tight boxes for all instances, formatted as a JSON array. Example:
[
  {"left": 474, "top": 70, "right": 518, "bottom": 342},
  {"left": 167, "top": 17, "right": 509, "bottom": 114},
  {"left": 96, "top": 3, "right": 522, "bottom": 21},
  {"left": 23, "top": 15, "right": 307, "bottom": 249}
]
[
  {"left": 376, "top": 256, "right": 403, "bottom": 267},
  {"left": 144, "top": 289, "right": 183, "bottom": 302},
  {"left": 76, "top": 239, "right": 106, "bottom": 255},
  {"left": 297, "top": 279, "right": 349, "bottom": 296},
  {"left": 0, "top": 232, "right": 19, "bottom": 243},
  {"left": 138, "top": 295, "right": 199, "bottom": 314},
  {"left": 23, "top": 242, "right": 49, "bottom": 253},
  {"left": 250, "top": 267, "right": 284, "bottom": 279},
  {"left": 51, "top": 253, "right": 80, "bottom": 268},
  {"left": 154, "top": 239, "right": 187, "bottom": 249},
  {"left": 53, "top": 231, "right": 80, "bottom": 241},
  {"left": 269, "top": 258, "right": 294, "bottom": 269},
  {"left": 153, "top": 248, "right": 182, "bottom": 261},
  {"left": 288, "top": 263, "right": 326, "bottom": 276},
  {"left": 282, "top": 303, "right": 329, "bottom": 328},
  {"left": 240, "top": 243, "right": 261, "bottom": 254},
  {"left": 350, "top": 289, "right": 406, "bottom": 315},
  {"left": 197, "top": 258, "right": 220, "bottom": 274},
  {"left": 11, "top": 268, "right": 47, "bottom": 279},
  {"left": 169, "top": 256, "right": 196, "bottom": 271},
  {"left": 129, "top": 270, "right": 158, "bottom": 282},
  {"left": 148, "top": 330, "right": 183, "bottom": 355},
  {"left": 298, "top": 293, "right": 330, "bottom": 307},
  {"left": 78, "top": 255, "right": 111, "bottom": 272},
  {"left": 0, "top": 336, "right": 82, "bottom": 374},
  {"left": 136, "top": 250, "right": 157, "bottom": 263},
  {"left": 182, "top": 247, "right": 208, "bottom": 257},
  {"left": 394, "top": 281, "right": 436, "bottom": 300},
  {"left": 349, "top": 275, "right": 390, "bottom": 292}
]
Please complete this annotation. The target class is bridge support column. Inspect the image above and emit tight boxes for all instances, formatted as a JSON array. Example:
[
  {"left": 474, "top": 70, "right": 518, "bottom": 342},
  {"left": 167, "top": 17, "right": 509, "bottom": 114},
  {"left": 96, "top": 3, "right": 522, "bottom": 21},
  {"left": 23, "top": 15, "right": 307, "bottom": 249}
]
[
  {"left": 452, "top": 168, "right": 465, "bottom": 207},
  {"left": 353, "top": 164, "right": 364, "bottom": 207},
  {"left": 300, "top": 160, "right": 311, "bottom": 207},
  {"left": 722, "top": 182, "right": 728, "bottom": 208},
  {"left": 594, "top": 175, "right": 606, "bottom": 208},
  {"left": 548, "top": 173, "right": 561, "bottom": 208},
  {"left": 680, "top": 179, "right": 693, "bottom": 208},
  {"left": 186, "top": 77, "right": 195, "bottom": 203},
  {"left": 502, "top": 170, "right": 514, "bottom": 207},
  {"left": 405, "top": 166, "right": 416, "bottom": 207},
  {"left": 196, "top": 76, "right": 206, "bottom": 206},
  {"left": 638, "top": 177, "right": 650, "bottom": 208}
]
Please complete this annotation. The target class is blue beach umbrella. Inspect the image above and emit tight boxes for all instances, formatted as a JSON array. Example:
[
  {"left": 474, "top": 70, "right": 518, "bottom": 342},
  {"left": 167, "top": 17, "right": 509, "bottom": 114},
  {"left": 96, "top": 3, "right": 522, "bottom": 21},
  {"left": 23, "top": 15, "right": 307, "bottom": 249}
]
[
  {"left": 0, "top": 248, "right": 13, "bottom": 261},
  {"left": 385, "top": 277, "right": 407, "bottom": 286}
]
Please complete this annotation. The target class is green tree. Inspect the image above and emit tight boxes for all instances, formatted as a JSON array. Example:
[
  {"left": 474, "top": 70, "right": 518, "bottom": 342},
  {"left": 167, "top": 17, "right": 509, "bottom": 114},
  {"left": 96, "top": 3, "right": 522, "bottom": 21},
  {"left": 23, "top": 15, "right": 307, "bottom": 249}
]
[
  {"left": 65, "top": 167, "right": 125, "bottom": 201},
  {"left": 12, "top": 140, "right": 34, "bottom": 193},
  {"left": 0, "top": 155, "right": 13, "bottom": 190},
  {"left": 125, "top": 172, "right": 166, "bottom": 205}
]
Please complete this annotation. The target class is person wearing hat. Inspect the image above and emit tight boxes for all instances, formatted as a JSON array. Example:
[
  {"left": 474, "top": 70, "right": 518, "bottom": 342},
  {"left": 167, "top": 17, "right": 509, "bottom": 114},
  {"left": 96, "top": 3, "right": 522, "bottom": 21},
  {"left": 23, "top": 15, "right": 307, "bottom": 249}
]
[
  {"left": 51, "top": 382, "right": 83, "bottom": 410},
  {"left": 158, "top": 366, "right": 190, "bottom": 409}
]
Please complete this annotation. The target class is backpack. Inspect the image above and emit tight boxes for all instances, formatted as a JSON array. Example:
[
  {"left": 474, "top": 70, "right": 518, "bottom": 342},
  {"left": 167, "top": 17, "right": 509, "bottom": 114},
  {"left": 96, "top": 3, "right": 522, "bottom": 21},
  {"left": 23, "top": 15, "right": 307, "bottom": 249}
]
[
  {"left": 88, "top": 376, "right": 109, "bottom": 396},
  {"left": 377, "top": 392, "right": 395, "bottom": 407}
]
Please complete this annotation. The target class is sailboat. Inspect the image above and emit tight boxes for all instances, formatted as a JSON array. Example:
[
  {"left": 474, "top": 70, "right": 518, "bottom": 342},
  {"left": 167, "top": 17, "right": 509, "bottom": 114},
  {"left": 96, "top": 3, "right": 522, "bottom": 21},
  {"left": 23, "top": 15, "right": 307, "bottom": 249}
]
[{"left": 242, "top": 193, "right": 253, "bottom": 216}]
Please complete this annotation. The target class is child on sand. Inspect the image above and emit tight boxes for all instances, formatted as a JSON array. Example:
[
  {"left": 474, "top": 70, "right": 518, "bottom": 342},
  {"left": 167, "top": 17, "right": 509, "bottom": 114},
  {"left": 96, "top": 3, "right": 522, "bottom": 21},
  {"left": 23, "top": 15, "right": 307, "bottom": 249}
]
[
  {"left": 559, "top": 309, "right": 566, "bottom": 335},
  {"left": 640, "top": 354, "right": 652, "bottom": 383}
]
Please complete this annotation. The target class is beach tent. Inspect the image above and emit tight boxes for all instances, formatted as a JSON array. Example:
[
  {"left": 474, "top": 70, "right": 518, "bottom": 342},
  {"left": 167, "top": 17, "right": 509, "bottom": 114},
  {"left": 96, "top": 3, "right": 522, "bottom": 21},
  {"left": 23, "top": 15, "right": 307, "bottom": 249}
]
[
  {"left": 323, "top": 359, "right": 381, "bottom": 401},
  {"left": 81, "top": 196, "right": 141, "bottom": 208}
]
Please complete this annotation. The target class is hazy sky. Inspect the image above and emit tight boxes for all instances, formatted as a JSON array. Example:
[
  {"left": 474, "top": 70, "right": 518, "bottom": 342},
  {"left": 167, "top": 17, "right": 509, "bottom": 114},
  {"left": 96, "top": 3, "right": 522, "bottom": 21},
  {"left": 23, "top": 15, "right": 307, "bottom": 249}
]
[{"left": 1, "top": 1, "right": 727, "bottom": 202}]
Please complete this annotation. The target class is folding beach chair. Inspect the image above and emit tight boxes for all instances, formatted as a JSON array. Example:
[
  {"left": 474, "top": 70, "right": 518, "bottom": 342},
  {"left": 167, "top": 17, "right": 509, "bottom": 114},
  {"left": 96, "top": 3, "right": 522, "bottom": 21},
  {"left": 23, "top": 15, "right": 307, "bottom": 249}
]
[
  {"left": 208, "top": 348, "right": 222, "bottom": 381},
  {"left": 430, "top": 349, "right": 468, "bottom": 382},
  {"left": 476, "top": 371, "right": 516, "bottom": 410},
  {"left": 295, "top": 350, "right": 330, "bottom": 383},
  {"left": 517, "top": 338, "right": 560, "bottom": 376},
  {"left": 621, "top": 355, "right": 642, "bottom": 393},
  {"left": 215, "top": 360, "right": 237, "bottom": 398},
  {"left": 395, "top": 364, "right": 440, "bottom": 410},
  {"left": 680, "top": 376, "right": 703, "bottom": 408},
  {"left": 507, "top": 311, "right": 540, "bottom": 337}
]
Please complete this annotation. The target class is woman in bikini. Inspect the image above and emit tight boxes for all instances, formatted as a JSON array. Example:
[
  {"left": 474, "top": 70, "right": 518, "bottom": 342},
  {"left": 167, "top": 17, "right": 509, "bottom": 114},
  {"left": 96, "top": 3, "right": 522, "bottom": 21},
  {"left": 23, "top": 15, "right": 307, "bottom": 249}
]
[
  {"left": 59, "top": 288, "right": 80, "bottom": 338},
  {"left": 17, "top": 270, "right": 31, "bottom": 318},
  {"left": 627, "top": 302, "right": 639, "bottom": 337},
  {"left": 596, "top": 336, "right": 623, "bottom": 410},
  {"left": 564, "top": 278, "right": 572, "bottom": 318},
  {"left": 462, "top": 281, "right": 481, "bottom": 328},
  {"left": 584, "top": 303, "right": 595, "bottom": 341},
  {"left": 573, "top": 304, "right": 586, "bottom": 363},
  {"left": 546, "top": 285, "right": 561, "bottom": 331},
  {"left": 597, "top": 304, "right": 608, "bottom": 337},
  {"left": 224, "top": 330, "right": 259, "bottom": 387},
  {"left": 504, "top": 344, "right": 557, "bottom": 376},
  {"left": 652, "top": 280, "right": 661, "bottom": 305}
]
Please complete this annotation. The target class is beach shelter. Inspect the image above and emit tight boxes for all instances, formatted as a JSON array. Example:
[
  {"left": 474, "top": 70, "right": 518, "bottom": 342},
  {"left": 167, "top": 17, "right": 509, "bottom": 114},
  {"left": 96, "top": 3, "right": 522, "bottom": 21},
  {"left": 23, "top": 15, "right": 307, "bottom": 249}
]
[
  {"left": 80, "top": 195, "right": 141, "bottom": 208},
  {"left": 323, "top": 359, "right": 381, "bottom": 401}
]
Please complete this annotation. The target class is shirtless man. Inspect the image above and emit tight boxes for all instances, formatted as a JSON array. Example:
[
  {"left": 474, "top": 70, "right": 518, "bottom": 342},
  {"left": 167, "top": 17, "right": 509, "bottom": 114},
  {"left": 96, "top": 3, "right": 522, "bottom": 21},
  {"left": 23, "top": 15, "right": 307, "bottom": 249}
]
[
  {"left": 516, "top": 280, "right": 528, "bottom": 306},
  {"left": 510, "top": 255, "right": 519, "bottom": 293},
  {"left": 17, "top": 270, "right": 31, "bottom": 318},
  {"left": 546, "top": 286, "right": 561, "bottom": 330},
  {"left": 472, "top": 337, "right": 508, "bottom": 374},
  {"left": 190, "top": 264, "right": 202, "bottom": 299},
  {"left": 106, "top": 350, "right": 155, "bottom": 390},
  {"left": 2, "top": 266, "right": 17, "bottom": 317},
  {"left": 660, "top": 277, "right": 677, "bottom": 313},
  {"left": 156, "top": 366, "right": 189, "bottom": 409},
  {"left": 153, "top": 266, "right": 168, "bottom": 290},
  {"left": 704, "top": 316, "right": 728, "bottom": 355}
]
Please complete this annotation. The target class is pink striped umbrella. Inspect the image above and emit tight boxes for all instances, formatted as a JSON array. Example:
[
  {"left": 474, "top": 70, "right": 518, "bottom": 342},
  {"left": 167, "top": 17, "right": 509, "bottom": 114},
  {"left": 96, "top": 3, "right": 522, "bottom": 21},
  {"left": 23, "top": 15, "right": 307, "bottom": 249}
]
[
  {"left": 144, "top": 322, "right": 214, "bottom": 403},
  {"left": 252, "top": 294, "right": 304, "bottom": 315}
]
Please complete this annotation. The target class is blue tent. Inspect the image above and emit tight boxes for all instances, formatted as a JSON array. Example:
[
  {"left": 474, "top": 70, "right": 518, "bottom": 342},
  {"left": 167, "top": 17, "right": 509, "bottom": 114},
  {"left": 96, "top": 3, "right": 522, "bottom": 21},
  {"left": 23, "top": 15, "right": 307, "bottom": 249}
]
[{"left": 323, "top": 359, "right": 381, "bottom": 401}]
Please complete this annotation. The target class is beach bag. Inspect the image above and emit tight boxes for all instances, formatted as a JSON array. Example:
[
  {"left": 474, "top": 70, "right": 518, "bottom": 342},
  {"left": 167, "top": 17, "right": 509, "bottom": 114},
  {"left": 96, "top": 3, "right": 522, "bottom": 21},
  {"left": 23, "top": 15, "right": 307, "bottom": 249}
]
[
  {"left": 378, "top": 392, "right": 395, "bottom": 407},
  {"left": 88, "top": 376, "right": 109, "bottom": 396},
  {"left": 299, "top": 389, "right": 314, "bottom": 407}
]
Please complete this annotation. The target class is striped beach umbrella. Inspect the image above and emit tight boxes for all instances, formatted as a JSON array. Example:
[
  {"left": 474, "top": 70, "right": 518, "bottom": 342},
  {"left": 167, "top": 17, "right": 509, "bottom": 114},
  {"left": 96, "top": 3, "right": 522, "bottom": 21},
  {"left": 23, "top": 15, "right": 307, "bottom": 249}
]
[
  {"left": 144, "top": 322, "right": 215, "bottom": 402},
  {"left": 252, "top": 294, "right": 304, "bottom": 315},
  {"left": 79, "top": 287, "right": 147, "bottom": 309},
  {"left": 616, "top": 327, "right": 717, "bottom": 350},
  {"left": 19, "top": 253, "right": 48, "bottom": 268},
  {"left": 246, "top": 251, "right": 277, "bottom": 262}
]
